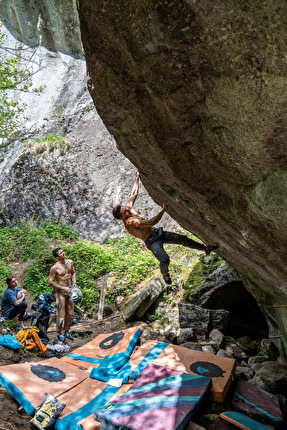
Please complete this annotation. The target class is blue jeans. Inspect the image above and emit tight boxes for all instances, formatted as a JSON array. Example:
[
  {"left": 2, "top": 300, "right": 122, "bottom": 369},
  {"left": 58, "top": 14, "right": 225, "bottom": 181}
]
[{"left": 144, "top": 227, "right": 205, "bottom": 275}]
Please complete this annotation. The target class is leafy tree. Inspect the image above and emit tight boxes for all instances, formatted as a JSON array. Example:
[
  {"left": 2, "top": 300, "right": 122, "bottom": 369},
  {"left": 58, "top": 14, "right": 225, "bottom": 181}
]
[{"left": 0, "top": 23, "right": 44, "bottom": 147}]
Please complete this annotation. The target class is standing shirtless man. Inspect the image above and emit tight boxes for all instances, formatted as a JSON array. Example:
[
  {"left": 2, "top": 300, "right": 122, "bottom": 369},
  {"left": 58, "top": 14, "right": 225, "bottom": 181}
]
[
  {"left": 113, "top": 172, "right": 218, "bottom": 285},
  {"left": 49, "top": 247, "right": 76, "bottom": 341}
]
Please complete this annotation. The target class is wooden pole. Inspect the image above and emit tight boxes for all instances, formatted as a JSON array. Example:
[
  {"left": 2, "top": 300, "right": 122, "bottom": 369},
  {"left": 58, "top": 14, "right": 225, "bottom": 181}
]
[{"left": 98, "top": 278, "right": 107, "bottom": 320}]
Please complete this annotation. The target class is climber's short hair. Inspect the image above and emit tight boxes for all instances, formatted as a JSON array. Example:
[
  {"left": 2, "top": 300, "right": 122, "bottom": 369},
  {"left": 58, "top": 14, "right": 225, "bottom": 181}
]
[{"left": 112, "top": 205, "right": 122, "bottom": 219}]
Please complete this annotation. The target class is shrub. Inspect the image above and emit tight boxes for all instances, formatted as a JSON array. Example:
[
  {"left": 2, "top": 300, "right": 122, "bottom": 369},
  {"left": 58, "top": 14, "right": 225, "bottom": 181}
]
[
  {"left": 0, "top": 260, "right": 12, "bottom": 295},
  {"left": 39, "top": 220, "right": 79, "bottom": 241}
]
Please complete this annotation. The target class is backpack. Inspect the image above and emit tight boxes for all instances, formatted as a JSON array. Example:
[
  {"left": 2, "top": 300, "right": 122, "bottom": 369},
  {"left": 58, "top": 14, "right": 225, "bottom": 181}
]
[{"left": 30, "top": 303, "right": 50, "bottom": 341}]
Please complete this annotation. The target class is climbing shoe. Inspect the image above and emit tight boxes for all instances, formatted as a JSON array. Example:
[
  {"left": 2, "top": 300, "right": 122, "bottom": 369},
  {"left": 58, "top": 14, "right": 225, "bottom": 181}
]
[
  {"left": 57, "top": 334, "right": 65, "bottom": 342},
  {"left": 163, "top": 274, "right": 172, "bottom": 285},
  {"left": 64, "top": 332, "right": 74, "bottom": 341},
  {"left": 205, "top": 245, "right": 219, "bottom": 255}
]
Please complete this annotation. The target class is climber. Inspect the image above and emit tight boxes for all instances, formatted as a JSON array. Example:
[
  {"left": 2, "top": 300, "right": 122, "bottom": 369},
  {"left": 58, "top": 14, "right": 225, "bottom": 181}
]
[
  {"left": 112, "top": 172, "right": 218, "bottom": 285},
  {"left": 49, "top": 247, "right": 77, "bottom": 342},
  {"left": 1, "top": 277, "right": 29, "bottom": 328}
]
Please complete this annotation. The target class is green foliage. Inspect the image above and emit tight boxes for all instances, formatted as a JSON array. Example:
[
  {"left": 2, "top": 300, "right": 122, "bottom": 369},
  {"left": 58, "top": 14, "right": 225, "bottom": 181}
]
[
  {"left": 0, "top": 227, "right": 15, "bottom": 261},
  {"left": 38, "top": 220, "right": 79, "bottom": 240},
  {"left": 0, "top": 220, "right": 50, "bottom": 262},
  {"left": 63, "top": 241, "right": 112, "bottom": 281},
  {"left": 0, "top": 23, "right": 44, "bottom": 147},
  {"left": 24, "top": 261, "right": 54, "bottom": 298},
  {"left": 1, "top": 219, "right": 217, "bottom": 317},
  {"left": 0, "top": 259, "right": 12, "bottom": 295},
  {"left": 150, "top": 311, "right": 168, "bottom": 324},
  {"left": 24, "top": 134, "right": 69, "bottom": 156},
  {"left": 107, "top": 235, "right": 157, "bottom": 286},
  {"left": 162, "top": 291, "right": 173, "bottom": 304}
]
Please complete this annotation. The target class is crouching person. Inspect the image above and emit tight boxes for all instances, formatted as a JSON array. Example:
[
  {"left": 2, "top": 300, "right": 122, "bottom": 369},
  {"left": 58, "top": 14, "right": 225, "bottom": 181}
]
[{"left": 1, "top": 277, "right": 27, "bottom": 328}]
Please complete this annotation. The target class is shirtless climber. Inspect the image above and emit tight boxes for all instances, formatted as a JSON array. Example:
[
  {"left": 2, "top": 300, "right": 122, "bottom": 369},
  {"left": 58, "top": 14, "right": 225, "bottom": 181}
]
[
  {"left": 112, "top": 172, "right": 218, "bottom": 285},
  {"left": 49, "top": 247, "right": 77, "bottom": 342}
]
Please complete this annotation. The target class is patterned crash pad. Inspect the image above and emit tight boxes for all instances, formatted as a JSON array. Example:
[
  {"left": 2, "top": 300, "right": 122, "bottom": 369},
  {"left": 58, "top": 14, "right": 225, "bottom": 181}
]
[
  {"left": 152, "top": 342, "right": 236, "bottom": 402},
  {"left": 0, "top": 357, "right": 89, "bottom": 415},
  {"left": 0, "top": 334, "right": 236, "bottom": 430},
  {"left": 220, "top": 411, "right": 270, "bottom": 430},
  {"left": 61, "top": 325, "right": 143, "bottom": 371},
  {"left": 79, "top": 341, "right": 235, "bottom": 430},
  {"left": 94, "top": 363, "right": 212, "bottom": 430},
  {"left": 232, "top": 378, "right": 284, "bottom": 425},
  {"left": 55, "top": 341, "right": 170, "bottom": 430}
]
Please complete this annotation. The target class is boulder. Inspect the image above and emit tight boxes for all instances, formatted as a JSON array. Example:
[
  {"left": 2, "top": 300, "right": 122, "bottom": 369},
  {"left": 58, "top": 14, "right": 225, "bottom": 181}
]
[
  {"left": 216, "top": 349, "right": 234, "bottom": 359},
  {"left": 236, "top": 337, "right": 260, "bottom": 356},
  {"left": 235, "top": 365, "right": 255, "bottom": 381},
  {"left": 0, "top": 345, "right": 21, "bottom": 364},
  {"left": 164, "top": 325, "right": 177, "bottom": 343},
  {"left": 167, "top": 303, "right": 209, "bottom": 338},
  {"left": 164, "top": 325, "right": 196, "bottom": 345},
  {"left": 209, "top": 309, "right": 231, "bottom": 334},
  {"left": 188, "top": 262, "right": 243, "bottom": 306},
  {"left": 250, "top": 361, "right": 287, "bottom": 396},
  {"left": 209, "top": 329, "right": 225, "bottom": 349},
  {"left": 180, "top": 342, "right": 202, "bottom": 352},
  {"left": 120, "top": 274, "right": 166, "bottom": 321},
  {"left": 78, "top": 0, "right": 287, "bottom": 355},
  {"left": 201, "top": 345, "right": 215, "bottom": 355}
]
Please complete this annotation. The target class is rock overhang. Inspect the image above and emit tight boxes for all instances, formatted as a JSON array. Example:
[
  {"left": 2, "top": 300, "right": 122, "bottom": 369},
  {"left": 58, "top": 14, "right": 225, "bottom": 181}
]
[{"left": 77, "top": 0, "right": 287, "bottom": 354}]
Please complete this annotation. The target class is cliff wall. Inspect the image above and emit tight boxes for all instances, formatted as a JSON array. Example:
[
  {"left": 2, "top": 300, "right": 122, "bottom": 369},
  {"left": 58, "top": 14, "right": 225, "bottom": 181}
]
[
  {"left": 78, "top": 0, "right": 287, "bottom": 353},
  {"left": 0, "top": 0, "right": 161, "bottom": 242}
]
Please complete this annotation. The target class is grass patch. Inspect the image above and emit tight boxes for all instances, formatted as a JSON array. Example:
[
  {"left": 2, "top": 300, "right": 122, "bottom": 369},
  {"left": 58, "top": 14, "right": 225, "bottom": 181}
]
[{"left": 24, "top": 133, "right": 69, "bottom": 156}]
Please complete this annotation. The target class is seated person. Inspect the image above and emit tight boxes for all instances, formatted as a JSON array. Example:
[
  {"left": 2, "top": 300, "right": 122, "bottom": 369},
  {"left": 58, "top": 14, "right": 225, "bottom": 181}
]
[{"left": 1, "top": 277, "right": 28, "bottom": 327}]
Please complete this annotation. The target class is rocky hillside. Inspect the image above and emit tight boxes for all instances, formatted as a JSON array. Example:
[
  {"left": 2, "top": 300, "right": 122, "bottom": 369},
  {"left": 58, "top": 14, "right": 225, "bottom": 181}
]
[{"left": 77, "top": 0, "right": 287, "bottom": 354}]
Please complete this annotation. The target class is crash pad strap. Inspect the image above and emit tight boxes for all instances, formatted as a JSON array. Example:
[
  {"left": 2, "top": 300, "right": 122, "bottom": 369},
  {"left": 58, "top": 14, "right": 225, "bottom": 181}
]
[
  {"left": 65, "top": 353, "right": 103, "bottom": 364},
  {"left": 119, "top": 341, "right": 169, "bottom": 384},
  {"left": 125, "top": 327, "right": 142, "bottom": 356},
  {"left": 0, "top": 372, "right": 35, "bottom": 416},
  {"left": 89, "top": 328, "right": 146, "bottom": 383},
  {"left": 65, "top": 327, "right": 143, "bottom": 372}
]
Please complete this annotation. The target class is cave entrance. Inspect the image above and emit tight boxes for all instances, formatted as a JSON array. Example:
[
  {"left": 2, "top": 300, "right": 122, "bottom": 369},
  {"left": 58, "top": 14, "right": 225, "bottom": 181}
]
[{"left": 201, "top": 280, "right": 269, "bottom": 340}]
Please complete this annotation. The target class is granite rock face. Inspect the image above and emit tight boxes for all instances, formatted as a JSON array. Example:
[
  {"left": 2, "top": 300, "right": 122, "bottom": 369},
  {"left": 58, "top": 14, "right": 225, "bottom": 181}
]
[
  {"left": 0, "top": 0, "right": 164, "bottom": 241},
  {"left": 77, "top": 0, "right": 287, "bottom": 353}
]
